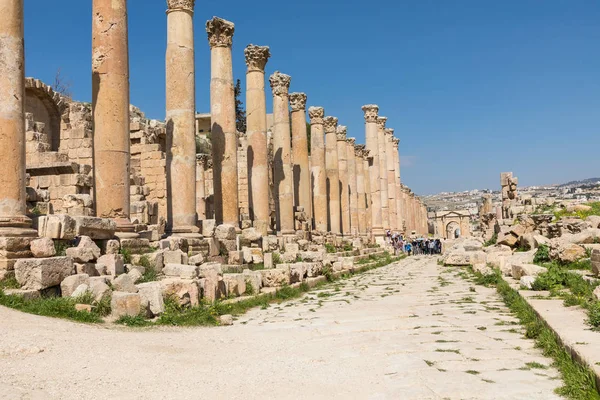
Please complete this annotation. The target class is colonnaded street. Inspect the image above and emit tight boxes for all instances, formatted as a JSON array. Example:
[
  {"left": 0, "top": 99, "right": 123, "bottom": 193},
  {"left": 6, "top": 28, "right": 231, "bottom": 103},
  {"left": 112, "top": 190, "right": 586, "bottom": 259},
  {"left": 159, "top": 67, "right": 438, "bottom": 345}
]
[{"left": 0, "top": 257, "right": 563, "bottom": 400}]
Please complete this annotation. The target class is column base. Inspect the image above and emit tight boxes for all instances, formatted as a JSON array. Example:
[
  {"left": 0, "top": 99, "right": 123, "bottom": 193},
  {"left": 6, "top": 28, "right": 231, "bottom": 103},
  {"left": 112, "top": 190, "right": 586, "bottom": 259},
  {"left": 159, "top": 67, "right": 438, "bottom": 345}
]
[{"left": 168, "top": 225, "right": 203, "bottom": 239}]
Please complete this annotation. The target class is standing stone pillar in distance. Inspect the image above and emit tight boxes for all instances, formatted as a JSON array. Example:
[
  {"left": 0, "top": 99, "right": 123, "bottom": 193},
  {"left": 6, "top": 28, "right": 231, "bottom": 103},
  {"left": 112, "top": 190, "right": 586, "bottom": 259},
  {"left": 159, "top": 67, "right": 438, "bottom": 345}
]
[
  {"left": 324, "top": 116, "right": 340, "bottom": 235},
  {"left": 244, "top": 44, "right": 270, "bottom": 235},
  {"left": 392, "top": 137, "right": 403, "bottom": 234},
  {"left": 385, "top": 128, "right": 397, "bottom": 231},
  {"left": 376, "top": 116, "right": 389, "bottom": 232},
  {"left": 354, "top": 145, "right": 367, "bottom": 236},
  {"left": 290, "top": 92, "right": 311, "bottom": 223},
  {"left": 309, "top": 107, "right": 327, "bottom": 233},
  {"left": 195, "top": 154, "right": 208, "bottom": 221},
  {"left": 92, "top": 0, "right": 133, "bottom": 234},
  {"left": 346, "top": 138, "right": 358, "bottom": 236},
  {"left": 269, "top": 72, "right": 294, "bottom": 234},
  {"left": 166, "top": 0, "right": 198, "bottom": 235},
  {"left": 362, "top": 105, "right": 383, "bottom": 241},
  {"left": 207, "top": 17, "right": 238, "bottom": 227},
  {"left": 336, "top": 126, "right": 350, "bottom": 236},
  {"left": 363, "top": 151, "right": 373, "bottom": 238}
]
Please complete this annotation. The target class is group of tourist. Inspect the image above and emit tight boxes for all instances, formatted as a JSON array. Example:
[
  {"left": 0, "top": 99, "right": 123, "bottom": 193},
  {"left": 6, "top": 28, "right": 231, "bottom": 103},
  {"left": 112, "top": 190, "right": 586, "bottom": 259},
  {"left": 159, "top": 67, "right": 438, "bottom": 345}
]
[{"left": 387, "top": 231, "right": 443, "bottom": 256}]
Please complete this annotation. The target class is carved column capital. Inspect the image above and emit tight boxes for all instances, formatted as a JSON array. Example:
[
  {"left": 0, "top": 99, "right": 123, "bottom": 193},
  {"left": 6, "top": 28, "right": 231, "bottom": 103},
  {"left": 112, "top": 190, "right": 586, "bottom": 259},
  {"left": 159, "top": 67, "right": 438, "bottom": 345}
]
[
  {"left": 392, "top": 137, "right": 400, "bottom": 146},
  {"left": 323, "top": 116, "right": 338, "bottom": 133},
  {"left": 206, "top": 17, "right": 235, "bottom": 49},
  {"left": 385, "top": 128, "right": 394, "bottom": 137},
  {"left": 376, "top": 116, "right": 387, "bottom": 129},
  {"left": 289, "top": 93, "right": 307, "bottom": 111},
  {"left": 167, "top": 0, "right": 195, "bottom": 12},
  {"left": 244, "top": 44, "right": 270, "bottom": 72},
  {"left": 361, "top": 104, "right": 379, "bottom": 123},
  {"left": 308, "top": 106, "right": 324, "bottom": 125},
  {"left": 196, "top": 153, "right": 210, "bottom": 166},
  {"left": 269, "top": 71, "right": 291, "bottom": 97},
  {"left": 354, "top": 144, "right": 366, "bottom": 158},
  {"left": 336, "top": 125, "right": 347, "bottom": 141},
  {"left": 346, "top": 137, "right": 356, "bottom": 146}
]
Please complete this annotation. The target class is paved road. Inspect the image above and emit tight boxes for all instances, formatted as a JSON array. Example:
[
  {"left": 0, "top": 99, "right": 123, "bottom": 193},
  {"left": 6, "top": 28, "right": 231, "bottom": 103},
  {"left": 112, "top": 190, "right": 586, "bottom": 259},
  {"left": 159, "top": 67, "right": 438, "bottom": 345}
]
[{"left": 0, "top": 256, "right": 562, "bottom": 399}]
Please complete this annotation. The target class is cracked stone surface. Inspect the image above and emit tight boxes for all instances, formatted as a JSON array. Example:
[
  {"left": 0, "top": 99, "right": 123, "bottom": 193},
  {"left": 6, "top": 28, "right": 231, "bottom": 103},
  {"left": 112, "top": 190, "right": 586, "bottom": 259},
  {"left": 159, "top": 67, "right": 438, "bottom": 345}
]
[{"left": 0, "top": 256, "right": 562, "bottom": 399}]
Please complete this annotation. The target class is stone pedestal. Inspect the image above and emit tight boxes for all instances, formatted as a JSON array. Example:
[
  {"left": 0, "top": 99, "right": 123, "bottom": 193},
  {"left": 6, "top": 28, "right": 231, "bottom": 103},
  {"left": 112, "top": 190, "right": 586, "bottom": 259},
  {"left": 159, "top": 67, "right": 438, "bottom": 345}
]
[
  {"left": 269, "top": 72, "right": 294, "bottom": 234},
  {"left": 290, "top": 93, "right": 311, "bottom": 224},
  {"left": 92, "top": 0, "right": 134, "bottom": 234},
  {"left": 244, "top": 45, "right": 270, "bottom": 235},
  {"left": 166, "top": 0, "right": 199, "bottom": 235},
  {"left": 354, "top": 145, "right": 367, "bottom": 236},
  {"left": 324, "top": 116, "right": 340, "bottom": 235},
  {"left": 309, "top": 107, "right": 327, "bottom": 233},
  {"left": 362, "top": 105, "right": 383, "bottom": 240},
  {"left": 207, "top": 17, "right": 238, "bottom": 227},
  {"left": 346, "top": 138, "right": 358, "bottom": 236},
  {"left": 336, "top": 126, "right": 349, "bottom": 236},
  {"left": 376, "top": 117, "right": 389, "bottom": 232}
]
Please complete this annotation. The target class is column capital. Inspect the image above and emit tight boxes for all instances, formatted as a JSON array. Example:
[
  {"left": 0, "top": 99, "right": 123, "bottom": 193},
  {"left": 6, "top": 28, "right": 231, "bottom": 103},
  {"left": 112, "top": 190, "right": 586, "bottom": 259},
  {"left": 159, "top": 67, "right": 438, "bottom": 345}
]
[
  {"left": 308, "top": 106, "right": 324, "bottom": 125},
  {"left": 244, "top": 44, "right": 270, "bottom": 72},
  {"left": 167, "top": 0, "right": 195, "bottom": 12},
  {"left": 354, "top": 144, "right": 366, "bottom": 158},
  {"left": 385, "top": 128, "right": 394, "bottom": 136},
  {"left": 361, "top": 104, "right": 379, "bottom": 123},
  {"left": 196, "top": 153, "right": 210, "bottom": 165},
  {"left": 269, "top": 71, "right": 291, "bottom": 97},
  {"left": 323, "top": 116, "right": 338, "bottom": 133},
  {"left": 206, "top": 17, "right": 235, "bottom": 49},
  {"left": 289, "top": 92, "right": 307, "bottom": 111},
  {"left": 336, "top": 125, "right": 347, "bottom": 141},
  {"left": 376, "top": 116, "right": 387, "bottom": 129},
  {"left": 392, "top": 137, "right": 400, "bottom": 146},
  {"left": 346, "top": 137, "right": 356, "bottom": 146}
]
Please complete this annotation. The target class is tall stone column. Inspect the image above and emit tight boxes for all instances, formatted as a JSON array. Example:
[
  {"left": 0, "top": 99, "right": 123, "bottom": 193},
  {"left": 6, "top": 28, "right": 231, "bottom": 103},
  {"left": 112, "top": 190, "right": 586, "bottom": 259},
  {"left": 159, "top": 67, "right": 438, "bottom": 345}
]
[
  {"left": 385, "top": 128, "right": 397, "bottom": 231},
  {"left": 392, "top": 137, "right": 403, "bottom": 234},
  {"left": 207, "top": 17, "right": 238, "bottom": 227},
  {"left": 324, "top": 116, "right": 340, "bottom": 235},
  {"left": 290, "top": 92, "right": 311, "bottom": 223},
  {"left": 309, "top": 107, "right": 327, "bottom": 233},
  {"left": 363, "top": 151, "right": 373, "bottom": 237},
  {"left": 166, "top": 0, "right": 198, "bottom": 235},
  {"left": 269, "top": 72, "right": 294, "bottom": 234},
  {"left": 362, "top": 105, "right": 383, "bottom": 241},
  {"left": 354, "top": 145, "right": 367, "bottom": 236},
  {"left": 244, "top": 44, "right": 270, "bottom": 235},
  {"left": 92, "top": 0, "right": 133, "bottom": 234},
  {"left": 346, "top": 138, "right": 358, "bottom": 236},
  {"left": 336, "top": 126, "right": 350, "bottom": 236},
  {"left": 0, "top": 0, "right": 36, "bottom": 276},
  {"left": 376, "top": 116, "right": 390, "bottom": 232},
  {"left": 195, "top": 154, "right": 208, "bottom": 220}
]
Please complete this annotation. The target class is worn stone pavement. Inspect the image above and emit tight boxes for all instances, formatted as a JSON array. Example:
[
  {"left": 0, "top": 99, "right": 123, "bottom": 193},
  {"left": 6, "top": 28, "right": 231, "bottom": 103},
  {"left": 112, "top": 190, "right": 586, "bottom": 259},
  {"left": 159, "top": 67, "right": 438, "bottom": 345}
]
[{"left": 0, "top": 256, "right": 563, "bottom": 399}]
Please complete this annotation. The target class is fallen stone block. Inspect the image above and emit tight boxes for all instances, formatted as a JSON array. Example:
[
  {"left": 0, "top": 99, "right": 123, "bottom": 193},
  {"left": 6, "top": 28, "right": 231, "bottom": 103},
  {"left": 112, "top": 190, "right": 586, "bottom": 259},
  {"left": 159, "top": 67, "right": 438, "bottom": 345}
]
[
  {"left": 97, "top": 254, "right": 124, "bottom": 276},
  {"left": 3, "top": 289, "right": 41, "bottom": 300},
  {"left": 111, "top": 292, "right": 142, "bottom": 318},
  {"left": 163, "top": 263, "right": 198, "bottom": 279},
  {"left": 30, "top": 238, "right": 56, "bottom": 258},
  {"left": 60, "top": 273, "right": 90, "bottom": 297},
  {"left": 37, "top": 214, "right": 76, "bottom": 240},
  {"left": 163, "top": 249, "right": 187, "bottom": 265},
  {"left": 89, "top": 277, "right": 111, "bottom": 301},
  {"left": 260, "top": 268, "right": 290, "bottom": 287},
  {"left": 520, "top": 276, "right": 536, "bottom": 290},
  {"left": 219, "top": 314, "right": 233, "bottom": 326},
  {"left": 290, "top": 263, "right": 307, "bottom": 283},
  {"left": 71, "top": 284, "right": 90, "bottom": 298},
  {"left": 511, "top": 263, "right": 547, "bottom": 280},
  {"left": 242, "top": 269, "right": 262, "bottom": 293},
  {"left": 75, "top": 262, "right": 99, "bottom": 276},
  {"left": 215, "top": 224, "right": 236, "bottom": 240},
  {"left": 66, "top": 236, "right": 101, "bottom": 263},
  {"left": 222, "top": 273, "right": 246, "bottom": 297},
  {"left": 72, "top": 216, "right": 117, "bottom": 239},
  {"left": 15, "top": 257, "right": 74, "bottom": 291},
  {"left": 159, "top": 278, "right": 200, "bottom": 307},
  {"left": 113, "top": 273, "right": 139, "bottom": 293},
  {"left": 137, "top": 282, "right": 165, "bottom": 317}
]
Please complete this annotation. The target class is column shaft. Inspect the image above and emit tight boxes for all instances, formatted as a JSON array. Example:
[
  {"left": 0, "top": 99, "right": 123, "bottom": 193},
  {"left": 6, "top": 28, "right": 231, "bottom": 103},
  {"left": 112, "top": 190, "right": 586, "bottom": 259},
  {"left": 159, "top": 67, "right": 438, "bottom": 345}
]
[
  {"left": 354, "top": 146, "right": 367, "bottom": 236},
  {"left": 195, "top": 155, "right": 207, "bottom": 220},
  {"left": 377, "top": 117, "right": 390, "bottom": 231},
  {"left": 309, "top": 107, "right": 327, "bottom": 232},
  {"left": 363, "top": 154, "right": 372, "bottom": 236},
  {"left": 362, "top": 105, "right": 383, "bottom": 240},
  {"left": 290, "top": 93, "right": 311, "bottom": 222},
  {"left": 324, "top": 117, "right": 340, "bottom": 235},
  {"left": 336, "top": 126, "right": 349, "bottom": 235},
  {"left": 385, "top": 129, "right": 397, "bottom": 231},
  {"left": 393, "top": 138, "right": 403, "bottom": 234},
  {"left": 346, "top": 139, "right": 358, "bottom": 236}
]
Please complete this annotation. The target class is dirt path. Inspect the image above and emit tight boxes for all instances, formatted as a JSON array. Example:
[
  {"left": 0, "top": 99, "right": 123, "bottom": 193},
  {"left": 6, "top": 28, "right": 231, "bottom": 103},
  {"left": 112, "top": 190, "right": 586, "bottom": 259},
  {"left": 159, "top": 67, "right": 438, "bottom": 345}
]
[{"left": 0, "top": 257, "right": 563, "bottom": 399}]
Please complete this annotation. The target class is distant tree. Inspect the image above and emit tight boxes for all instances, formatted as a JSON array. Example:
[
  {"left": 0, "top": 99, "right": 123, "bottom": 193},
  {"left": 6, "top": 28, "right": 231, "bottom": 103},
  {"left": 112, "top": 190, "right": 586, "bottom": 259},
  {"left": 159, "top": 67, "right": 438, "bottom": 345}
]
[
  {"left": 234, "top": 79, "right": 246, "bottom": 133},
  {"left": 52, "top": 68, "right": 72, "bottom": 100}
]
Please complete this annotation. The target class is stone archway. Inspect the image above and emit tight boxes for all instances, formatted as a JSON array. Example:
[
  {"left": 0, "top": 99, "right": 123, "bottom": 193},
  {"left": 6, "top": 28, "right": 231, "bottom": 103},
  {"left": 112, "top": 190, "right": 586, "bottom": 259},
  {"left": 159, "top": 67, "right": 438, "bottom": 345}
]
[{"left": 446, "top": 221, "right": 460, "bottom": 239}]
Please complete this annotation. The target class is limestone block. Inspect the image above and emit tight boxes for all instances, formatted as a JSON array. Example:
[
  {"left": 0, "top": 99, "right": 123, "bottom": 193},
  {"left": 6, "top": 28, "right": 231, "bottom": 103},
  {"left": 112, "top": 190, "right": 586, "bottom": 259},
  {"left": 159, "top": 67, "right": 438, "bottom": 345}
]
[
  {"left": 289, "top": 263, "right": 307, "bottom": 283},
  {"left": 202, "top": 219, "right": 217, "bottom": 237},
  {"left": 188, "top": 253, "right": 206, "bottom": 266},
  {"left": 113, "top": 273, "right": 139, "bottom": 293},
  {"left": 550, "top": 242, "right": 586, "bottom": 264},
  {"left": 163, "top": 263, "right": 198, "bottom": 279},
  {"left": 60, "top": 274, "right": 90, "bottom": 297},
  {"left": 37, "top": 214, "right": 76, "bottom": 240},
  {"left": 159, "top": 278, "right": 200, "bottom": 307},
  {"left": 164, "top": 250, "right": 187, "bottom": 265},
  {"left": 299, "top": 251, "right": 324, "bottom": 263},
  {"left": 570, "top": 228, "right": 600, "bottom": 245},
  {"left": 89, "top": 277, "right": 111, "bottom": 301},
  {"left": 240, "top": 227, "right": 262, "bottom": 245},
  {"left": 97, "top": 254, "right": 124, "bottom": 276},
  {"left": 264, "top": 253, "right": 273, "bottom": 269},
  {"left": 15, "top": 257, "right": 74, "bottom": 291},
  {"left": 74, "top": 262, "right": 98, "bottom": 276},
  {"left": 498, "top": 233, "right": 518, "bottom": 247},
  {"left": 585, "top": 216, "right": 600, "bottom": 229},
  {"left": 103, "top": 239, "right": 121, "bottom": 255},
  {"left": 111, "top": 292, "right": 142, "bottom": 318},
  {"left": 305, "top": 262, "right": 323, "bottom": 278},
  {"left": 3, "top": 289, "right": 40, "bottom": 300},
  {"left": 137, "top": 282, "right": 165, "bottom": 317},
  {"left": 443, "top": 251, "right": 470, "bottom": 266},
  {"left": 219, "top": 314, "right": 234, "bottom": 326},
  {"left": 215, "top": 224, "right": 236, "bottom": 240},
  {"left": 592, "top": 250, "right": 600, "bottom": 277},
  {"left": 260, "top": 268, "right": 290, "bottom": 287},
  {"left": 120, "top": 238, "right": 151, "bottom": 253},
  {"left": 332, "top": 261, "right": 343, "bottom": 272},
  {"left": 66, "top": 236, "right": 101, "bottom": 263},
  {"left": 510, "top": 225, "right": 526, "bottom": 238},
  {"left": 71, "top": 284, "right": 90, "bottom": 298},
  {"left": 222, "top": 273, "right": 246, "bottom": 297},
  {"left": 242, "top": 269, "right": 262, "bottom": 292},
  {"left": 30, "top": 238, "right": 56, "bottom": 258},
  {"left": 520, "top": 276, "right": 536, "bottom": 289},
  {"left": 262, "top": 235, "right": 279, "bottom": 252},
  {"left": 511, "top": 264, "right": 546, "bottom": 279},
  {"left": 228, "top": 251, "right": 243, "bottom": 265},
  {"left": 72, "top": 216, "right": 117, "bottom": 239},
  {"left": 472, "top": 263, "right": 493, "bottom": 276}
]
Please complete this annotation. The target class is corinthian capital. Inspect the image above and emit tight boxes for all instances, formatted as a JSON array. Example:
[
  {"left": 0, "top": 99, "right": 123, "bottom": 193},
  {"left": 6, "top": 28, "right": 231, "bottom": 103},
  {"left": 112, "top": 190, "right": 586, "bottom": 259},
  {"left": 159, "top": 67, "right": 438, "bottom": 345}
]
[
  {"left": 269, "top": 71, "right": 291, "bottom": 97},
  {"left": 323, "top": 116, "right": 338, "bottom": 133},
  {"left": 308, "top": 106, "right": 324, "bottom": 125},
  {"left": 346, "top": 137, "right": 356, "bottom": 146},
  {"left": 336, "top": 125, "right": 347, "bottom": 141},
  {"left": 376, "top": 116, "right": 387, "bottom": 129},
  {"left": 354, "top": 144, "right": 365, "bottom": 158},
  {"left": 244, "top": 44, "right": 270, "bottom": 72},
  {"left": 289, "top": 93, "right": 307, "bottom": 111},
  {"left": 167, "top": 0, "right": 195, "bottom": 12},
  {"left": 392, "top": 137, "right": 400, "bottom": 146},
  {"left": 206, "top": 17, "right": 235, "bottom": 49},
  {"left": 361, "top": 104, "right": 379, "bottom": 123}
]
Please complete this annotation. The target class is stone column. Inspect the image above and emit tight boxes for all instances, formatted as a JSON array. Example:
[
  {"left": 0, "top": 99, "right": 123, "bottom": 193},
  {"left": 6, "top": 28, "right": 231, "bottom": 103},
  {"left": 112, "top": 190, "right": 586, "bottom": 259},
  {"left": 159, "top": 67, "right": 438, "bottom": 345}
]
[
  {"left": 376, "top": 117, "right": 390, "bottom": 232},
  {"left": 195, "top": 154, "right": 208, "bottom": 220},
  {"left": 362, "top": 105, "right": 383, "bottom": 241},
  {"left": 244, "top": 44, "right": 270, "bottom": 235},
  {"left": 269, "top": 72, "right": 294, "bottom": 234},
  {"left": 346, "top": 138, "right": 358, "bottom": 236},
  {"left": 324, "top": 116, "right": 340, "bottom": 235},
  {"left": 166, "top": 0, "right": 198, "bottom": 235},
  {"left": 354, "top": 145, "right": 367, "bottom": 236},
  {"left": 207, "top": 17, "right": 238, "bottom": 227},
  {"left": 290, "top": 92, "right": 311, "bottom": 223},
  {"left": 392, "top": 137, "right": 403, "bottom": 234},
  {"left": 309, "top": 107, "right": 327, "bottom": 233},
  {"left": 385, "top": 128, "right": 397, "bottom": 231},
  {"left": 336, "top": 126, "right": 350, "bottom": 236},
  {"left": 363, "top": 151, "right": 373, "bottom": 237},
  {"left": 0, "top": 0, "right": 36, "bottom": 276},
  {"left": 92, "top": 0, "right": 133, "bottom": 234}
]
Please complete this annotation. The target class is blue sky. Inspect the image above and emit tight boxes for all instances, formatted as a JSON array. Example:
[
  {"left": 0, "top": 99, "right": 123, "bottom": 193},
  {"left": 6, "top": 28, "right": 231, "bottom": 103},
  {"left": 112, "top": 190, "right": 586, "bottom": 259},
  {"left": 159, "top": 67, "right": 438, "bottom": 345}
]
[{"left": 24, "top": 0, "right": 600, "bottom": 195}]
